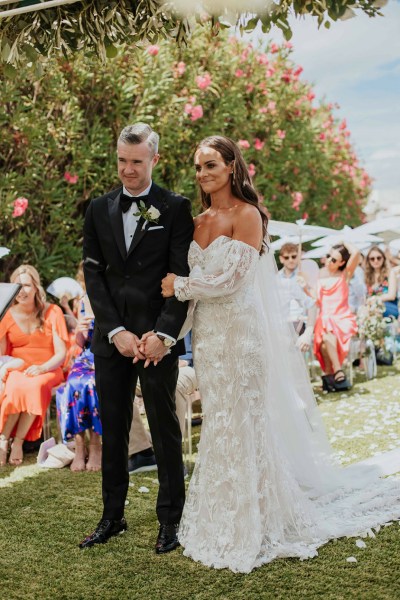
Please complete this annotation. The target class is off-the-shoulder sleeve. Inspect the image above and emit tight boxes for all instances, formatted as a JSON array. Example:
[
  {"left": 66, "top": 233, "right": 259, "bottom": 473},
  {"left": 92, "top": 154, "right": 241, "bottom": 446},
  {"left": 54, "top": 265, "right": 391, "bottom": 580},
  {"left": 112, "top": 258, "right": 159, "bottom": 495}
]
[
  {"left": 174, "top": 240, "right": 259, "bottom": 302},
  {"left": 45, "top": 304, "right": 69, "bottom": 344}
]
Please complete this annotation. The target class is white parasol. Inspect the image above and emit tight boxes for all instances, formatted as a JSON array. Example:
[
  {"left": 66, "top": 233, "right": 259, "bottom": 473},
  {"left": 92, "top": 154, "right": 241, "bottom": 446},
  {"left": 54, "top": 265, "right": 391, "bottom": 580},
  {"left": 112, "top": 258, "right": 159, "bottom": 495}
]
[
  {"left": 311, "top": 225, "right": 383, "bottom": 248},
  {"left": 0, "top": 247, "right": 10, "bottom": 259},
  {"left": 271, "top": 235, "right": 316, "bottom": 252},
  {"left": 355, "top": 217, "right": 400, "bottom": 235},
  {"left": 268, "top": 219, "right": 337, "bottom": 240},
  {"left": 46, "top": 277, "right": 84, "bottom": 300},
  {"left": 304, "top": 241, "right": 373, "bottom": 259}
]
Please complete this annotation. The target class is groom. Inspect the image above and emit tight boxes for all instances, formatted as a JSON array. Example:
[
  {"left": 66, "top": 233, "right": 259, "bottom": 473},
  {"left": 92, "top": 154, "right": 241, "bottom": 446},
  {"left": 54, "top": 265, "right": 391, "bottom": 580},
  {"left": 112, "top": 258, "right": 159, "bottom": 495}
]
[{"left": 80, "top": 123, "right": 193, "bottom": 552}]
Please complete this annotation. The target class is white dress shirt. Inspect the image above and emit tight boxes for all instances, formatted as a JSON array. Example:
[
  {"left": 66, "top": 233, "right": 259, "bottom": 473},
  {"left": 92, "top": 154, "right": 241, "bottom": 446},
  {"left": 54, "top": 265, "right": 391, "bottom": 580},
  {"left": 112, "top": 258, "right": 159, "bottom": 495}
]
[{"left": 108, "top": 183, "right": 176, "bottom": 346}]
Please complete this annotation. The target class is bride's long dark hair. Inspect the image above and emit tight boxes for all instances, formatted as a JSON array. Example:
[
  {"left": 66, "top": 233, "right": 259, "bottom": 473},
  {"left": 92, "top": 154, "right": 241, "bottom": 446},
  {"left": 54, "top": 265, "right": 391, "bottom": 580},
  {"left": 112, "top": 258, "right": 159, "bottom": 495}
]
[{"left": 195, "top": 136, "right": 268, "bottom": 250}]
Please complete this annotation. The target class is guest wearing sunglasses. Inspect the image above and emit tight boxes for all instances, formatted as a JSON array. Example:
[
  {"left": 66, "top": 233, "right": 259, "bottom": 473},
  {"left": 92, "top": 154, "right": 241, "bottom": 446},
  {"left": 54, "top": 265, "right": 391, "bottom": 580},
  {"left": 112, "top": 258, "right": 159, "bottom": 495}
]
[
  {"left": 314, "top": 243, "right": 360, "bottom": 392},
  {"left": 278, "top": 243, "right": 316, "bottom": 352},
  {"left": 365, "top": 246, "right": 399, "bottom": 319}
]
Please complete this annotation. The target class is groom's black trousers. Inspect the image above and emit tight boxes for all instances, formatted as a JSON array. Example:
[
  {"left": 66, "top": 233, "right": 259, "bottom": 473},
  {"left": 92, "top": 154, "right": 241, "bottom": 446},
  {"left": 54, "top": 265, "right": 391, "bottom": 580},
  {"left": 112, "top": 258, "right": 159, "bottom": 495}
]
[{"left": 94, "top": 349, "right": 185, "bottom": 524}]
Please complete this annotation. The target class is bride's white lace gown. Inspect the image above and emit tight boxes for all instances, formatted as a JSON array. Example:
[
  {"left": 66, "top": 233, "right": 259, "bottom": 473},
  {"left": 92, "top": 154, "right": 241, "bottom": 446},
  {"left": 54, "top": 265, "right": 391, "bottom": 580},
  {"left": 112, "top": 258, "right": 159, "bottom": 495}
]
[{"left": 174, "top": 236, "right": 400, "bottom": 573}]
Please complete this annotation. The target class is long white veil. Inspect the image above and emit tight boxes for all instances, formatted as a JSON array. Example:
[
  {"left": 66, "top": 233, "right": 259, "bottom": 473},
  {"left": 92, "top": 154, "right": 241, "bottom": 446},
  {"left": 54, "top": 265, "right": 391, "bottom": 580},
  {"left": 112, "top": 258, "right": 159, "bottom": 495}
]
[{"left": 255, "top": 244, "right": 391, "bottom": 497}]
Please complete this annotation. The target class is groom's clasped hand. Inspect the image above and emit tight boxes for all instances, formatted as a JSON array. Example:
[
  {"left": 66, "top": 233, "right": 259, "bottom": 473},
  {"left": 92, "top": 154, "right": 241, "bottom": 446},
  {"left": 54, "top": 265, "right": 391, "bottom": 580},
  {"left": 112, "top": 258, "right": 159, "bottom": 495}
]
[{"left": 112, "top": 330, "right": 169, "bottom": 367}]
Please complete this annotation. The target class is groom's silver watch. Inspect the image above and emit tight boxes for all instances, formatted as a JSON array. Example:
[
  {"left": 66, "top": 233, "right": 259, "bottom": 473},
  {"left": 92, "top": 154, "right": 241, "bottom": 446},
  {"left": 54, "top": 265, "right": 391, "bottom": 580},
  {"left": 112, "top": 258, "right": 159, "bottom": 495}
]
[{"left": 156, "top": 334, "right": 174, "bottom": 348}]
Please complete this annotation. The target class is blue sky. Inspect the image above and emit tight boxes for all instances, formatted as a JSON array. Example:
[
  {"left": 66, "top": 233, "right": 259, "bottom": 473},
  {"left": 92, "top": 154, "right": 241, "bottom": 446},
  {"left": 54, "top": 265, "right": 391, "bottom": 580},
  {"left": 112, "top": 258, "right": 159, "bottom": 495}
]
[{"left": 246, "top": 0, "right": 400, "bottom": 206}]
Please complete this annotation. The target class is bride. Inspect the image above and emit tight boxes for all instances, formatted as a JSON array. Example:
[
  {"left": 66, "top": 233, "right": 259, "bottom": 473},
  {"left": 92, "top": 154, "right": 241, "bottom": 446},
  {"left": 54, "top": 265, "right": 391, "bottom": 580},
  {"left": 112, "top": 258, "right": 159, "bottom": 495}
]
[{"left": 161, "top": 135, "right": 400, "bottom": 573}]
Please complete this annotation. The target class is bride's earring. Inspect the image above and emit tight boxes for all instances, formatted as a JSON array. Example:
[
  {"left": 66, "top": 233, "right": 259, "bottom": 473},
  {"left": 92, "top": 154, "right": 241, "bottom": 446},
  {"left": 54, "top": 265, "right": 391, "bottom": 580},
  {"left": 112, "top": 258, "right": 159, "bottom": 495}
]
[{"left": 231, "top": 164, "right": 235, "bottom": 184}]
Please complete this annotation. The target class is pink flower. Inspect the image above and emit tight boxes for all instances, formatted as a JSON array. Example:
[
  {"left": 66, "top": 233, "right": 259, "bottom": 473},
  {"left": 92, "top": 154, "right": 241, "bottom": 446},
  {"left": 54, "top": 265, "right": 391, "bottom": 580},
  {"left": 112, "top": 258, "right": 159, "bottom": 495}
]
[
  {"left": 248, "top": 163, "right": 256, "bottom": 177},
  {"left": 235, "top": 69, "right": 245, "bottom": 78},
  {"left": 265, "top": 67, "right": 275, "bottom": 78},
  {"left": 147, "top": 45, "right": 159, "bottom": 56},
  {"left": 12, "top": 196, "right": 28, "bottom": 218},
  {"left": 321, "top": 204, "right": 328, "bottom": 211},
  {"left": 302, "top": 212, "right": 309, "bottom": 220},
  {"left": 284, "top": 41, "right": 293, "bottom": 49},
  {"left": 281, "top": 71, "right": 292, "bottom": 83},
  {"left": 256, "top": 53, "right": 269, "bottom": 65},
  {"left": 238, "top": 140, "right": 250, "bottom": 149},
  {"left": 246, "top": 84, "right": 254, "bottom": 93},
  {"left": 267, "top": 101, "right": 276, "bottom": 111},
  {"left": 277, "top": 130, "right": 286, "bottom": 140},
  {"left": 259, "top": 107, "right": 268, "bottom": 114},
  {"left": 339, "top": 119, "right": 347, "bottom": 130},
  {"left": 291, "top": 191, "right": 303, "bottom": 211},
  {"left": 319, "top": 133, "right": 326, "bottom": 141},
  {"left": 175, "top": 61, "right": 186, "bottom": 76},
  {"left": 64, "top": 171, "right": 79, "bottom": 184},
  {"left": 293, "top": 66, "right": 303, "bottom": 77},
  {"left": 190, "top": 105, "right": 203, "bottom": 121},
  {"left": 270, "top": 43, "right": 279, "bottom": 54},
  {"left": 195, "top": 72, "right": 212, "bottom": 90},
  {"left": 184, "top": 103, "right": 193, "bottom": 115},
  {"left": 254, "top": 138, "right": 265, "bottom": 150},
  {"left": 307, "top": 91, "right": 315, "bottom": 102}
]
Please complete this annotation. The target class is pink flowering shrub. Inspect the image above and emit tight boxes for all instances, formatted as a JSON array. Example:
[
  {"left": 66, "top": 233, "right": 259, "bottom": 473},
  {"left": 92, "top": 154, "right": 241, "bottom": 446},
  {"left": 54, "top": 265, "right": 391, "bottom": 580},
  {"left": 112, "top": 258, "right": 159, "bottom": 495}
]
[{"left": 0, "top": 26, "right": 370, "bottom": 281}]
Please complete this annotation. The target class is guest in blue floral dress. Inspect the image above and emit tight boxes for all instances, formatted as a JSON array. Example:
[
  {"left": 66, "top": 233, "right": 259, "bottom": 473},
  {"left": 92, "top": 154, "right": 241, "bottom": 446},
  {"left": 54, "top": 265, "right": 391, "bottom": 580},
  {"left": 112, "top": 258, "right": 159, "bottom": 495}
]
[{"left": 56, "top": 296, "right": 102, "bottom": 471}]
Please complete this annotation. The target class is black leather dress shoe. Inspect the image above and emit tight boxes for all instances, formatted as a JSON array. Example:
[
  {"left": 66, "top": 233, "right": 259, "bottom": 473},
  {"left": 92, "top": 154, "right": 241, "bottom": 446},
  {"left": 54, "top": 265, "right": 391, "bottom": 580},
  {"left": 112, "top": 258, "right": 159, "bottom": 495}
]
[
  {"left": 79, "top": 518, "right": 127, "bottom": 549},
  {"left": 155, "top": 523, "right": 180, "bottom": 554}
]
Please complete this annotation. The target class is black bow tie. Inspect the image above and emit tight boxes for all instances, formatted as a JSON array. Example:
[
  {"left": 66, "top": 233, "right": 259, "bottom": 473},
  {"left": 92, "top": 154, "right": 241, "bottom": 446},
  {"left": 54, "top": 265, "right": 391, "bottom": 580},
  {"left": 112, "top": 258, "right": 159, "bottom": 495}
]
[{"left": 120, "top": 193, "right": 150, "bottom": 213}]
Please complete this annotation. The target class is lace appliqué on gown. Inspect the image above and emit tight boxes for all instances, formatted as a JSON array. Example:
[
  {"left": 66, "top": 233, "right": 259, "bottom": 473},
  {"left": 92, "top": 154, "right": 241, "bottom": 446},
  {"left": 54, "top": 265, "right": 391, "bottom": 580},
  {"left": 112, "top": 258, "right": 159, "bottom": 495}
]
[{"left": 175, "top": 236, "right": 400, "bottom": 573}]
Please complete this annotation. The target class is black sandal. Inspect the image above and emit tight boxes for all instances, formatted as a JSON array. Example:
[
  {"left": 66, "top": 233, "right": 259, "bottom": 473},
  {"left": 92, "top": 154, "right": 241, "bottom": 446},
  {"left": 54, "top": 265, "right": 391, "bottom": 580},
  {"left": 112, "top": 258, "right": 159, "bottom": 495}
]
[
  {"left": 333, "top": 369, "right": 346, "bottom": 383},
  {"left": 332, "top": 370, "right": 351, "bottom": 391}
]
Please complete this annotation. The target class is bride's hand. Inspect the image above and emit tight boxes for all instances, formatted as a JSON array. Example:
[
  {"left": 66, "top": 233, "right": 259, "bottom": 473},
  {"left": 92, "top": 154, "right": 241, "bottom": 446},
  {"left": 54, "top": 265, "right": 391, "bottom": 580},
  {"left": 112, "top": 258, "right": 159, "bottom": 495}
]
[{"left": 161, "top": 273, "right": 177, "bottom": 298}]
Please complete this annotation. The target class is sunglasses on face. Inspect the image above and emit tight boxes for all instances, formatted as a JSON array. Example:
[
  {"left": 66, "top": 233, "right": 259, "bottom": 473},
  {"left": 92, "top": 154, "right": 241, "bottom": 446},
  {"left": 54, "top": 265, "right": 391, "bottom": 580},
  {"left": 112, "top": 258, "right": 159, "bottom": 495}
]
[
  {"left": 369, "top": 256, "right": 383, "bottom": 262},
  {"left": 326, "top": 254, "right": 338, "bottom": 264},
  {"left": 281, "top": 254, "right": 298, "bottom": 260}
]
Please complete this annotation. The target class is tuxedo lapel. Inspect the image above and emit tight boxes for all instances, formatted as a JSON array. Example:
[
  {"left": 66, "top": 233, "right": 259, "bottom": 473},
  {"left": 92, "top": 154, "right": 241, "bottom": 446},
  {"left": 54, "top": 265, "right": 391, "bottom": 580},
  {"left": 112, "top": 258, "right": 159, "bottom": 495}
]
[
  {"left": 126, "top": 183, "right": 169, "bottom": 259},
  {"left": 108, "top": 189, "right": 126, "bottom": 260}
]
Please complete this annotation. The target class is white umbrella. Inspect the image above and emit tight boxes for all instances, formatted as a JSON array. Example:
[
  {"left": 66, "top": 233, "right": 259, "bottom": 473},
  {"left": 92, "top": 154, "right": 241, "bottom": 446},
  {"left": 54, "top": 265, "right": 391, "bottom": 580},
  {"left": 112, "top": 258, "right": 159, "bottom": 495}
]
[
  {"left": 304, "top": 241, "right": 373, "bottom": 259},
  {"left": 46, "top": 277, "right": 84, "bottom": 300},
  {"left": 311, "top": 226, "right": 383, "bottom": 248},
  {"left": 268, "top": 219, "right": 337, "bottom": 239},
  {"left": 271, "top": 235, "right": 316, "bottom": 252},
  {"left": 355, "top": 217, "right": 400, "bottom": 235},
  {"left": 0, "top": 247, "right": 10, "bottom": 259}
]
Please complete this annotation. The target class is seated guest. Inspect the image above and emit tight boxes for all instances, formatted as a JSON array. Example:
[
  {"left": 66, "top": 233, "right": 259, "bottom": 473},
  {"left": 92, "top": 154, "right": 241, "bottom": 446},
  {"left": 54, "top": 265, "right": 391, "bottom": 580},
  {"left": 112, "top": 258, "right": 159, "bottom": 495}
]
[
  {"left": 0, "top": 265, "right": 68, "bottom": 467},
  {"left": 365, "top": 246, "right": 399, "bottom": 319},
  {"left": 314, "top": 243, "right": 359, "bottom": 392},
  {"left": 56, "top": 295, "right": 102, "bottom": 472},
  {"left": 278, "top": 243, "right": 316, "bottom": 352}
]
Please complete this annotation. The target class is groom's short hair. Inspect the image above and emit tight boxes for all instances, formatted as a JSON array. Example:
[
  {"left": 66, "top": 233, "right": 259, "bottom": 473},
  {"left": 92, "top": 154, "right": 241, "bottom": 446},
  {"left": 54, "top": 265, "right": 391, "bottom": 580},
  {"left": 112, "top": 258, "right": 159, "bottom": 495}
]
[{"left": 118, "top": 123, "right": 159, "bottom": 156}]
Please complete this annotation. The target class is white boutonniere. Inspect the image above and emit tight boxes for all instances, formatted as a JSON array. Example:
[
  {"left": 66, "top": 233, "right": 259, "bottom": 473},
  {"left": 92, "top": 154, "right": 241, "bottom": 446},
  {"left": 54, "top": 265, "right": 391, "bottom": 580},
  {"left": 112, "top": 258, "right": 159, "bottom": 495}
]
[{"left": 134, "top": 201, "right": 161, "bottom": 225}]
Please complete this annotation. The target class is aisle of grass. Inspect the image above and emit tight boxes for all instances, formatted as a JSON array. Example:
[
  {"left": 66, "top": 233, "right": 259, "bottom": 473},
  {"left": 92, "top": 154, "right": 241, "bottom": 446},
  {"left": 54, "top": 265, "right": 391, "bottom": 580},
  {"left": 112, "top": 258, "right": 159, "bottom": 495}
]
[{"left": 1, "top": 363, "right": 400, "bottom": 600}]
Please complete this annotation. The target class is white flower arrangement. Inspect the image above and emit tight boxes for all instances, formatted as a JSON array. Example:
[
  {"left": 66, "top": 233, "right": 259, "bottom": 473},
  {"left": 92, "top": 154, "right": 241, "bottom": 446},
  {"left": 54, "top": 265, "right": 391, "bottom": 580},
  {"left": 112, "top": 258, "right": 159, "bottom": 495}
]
[
  {"left": 357, "top": 299, "right": 390, "bottom": 350},
  {"left": 134, "top": 201, "right": 161, "bottom": 224}
]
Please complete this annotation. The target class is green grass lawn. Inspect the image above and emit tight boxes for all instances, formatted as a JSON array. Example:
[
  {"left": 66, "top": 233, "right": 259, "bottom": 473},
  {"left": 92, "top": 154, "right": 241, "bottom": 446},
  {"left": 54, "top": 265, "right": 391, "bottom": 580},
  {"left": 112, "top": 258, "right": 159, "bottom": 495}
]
[{"left": 1, "top": 363, "right": 400, "bottom": 600}]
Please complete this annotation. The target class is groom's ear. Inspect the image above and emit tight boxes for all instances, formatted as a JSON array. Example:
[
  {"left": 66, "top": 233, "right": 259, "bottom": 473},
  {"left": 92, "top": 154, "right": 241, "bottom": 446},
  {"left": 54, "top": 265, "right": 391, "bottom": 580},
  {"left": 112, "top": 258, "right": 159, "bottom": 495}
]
[{"left": 152, "top": 153, "right": 160, "bottom": 168}]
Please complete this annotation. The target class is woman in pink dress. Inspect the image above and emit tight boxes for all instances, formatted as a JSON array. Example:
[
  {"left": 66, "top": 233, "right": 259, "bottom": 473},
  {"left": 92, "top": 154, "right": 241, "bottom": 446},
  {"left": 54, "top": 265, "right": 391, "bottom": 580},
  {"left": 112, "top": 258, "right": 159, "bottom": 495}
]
[{"left": 313, "top": 243, "right": 359, "bottom": 392}]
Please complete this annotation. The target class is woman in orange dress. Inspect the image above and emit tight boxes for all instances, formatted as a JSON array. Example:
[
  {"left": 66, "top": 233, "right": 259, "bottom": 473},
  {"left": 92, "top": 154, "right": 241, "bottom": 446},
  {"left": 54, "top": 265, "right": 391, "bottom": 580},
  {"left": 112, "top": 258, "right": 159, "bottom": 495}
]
[
  {"left": 0, "top": 265, "right": 68, "bottom": 466},
  {"left": 313, "top": 243, "right": 360, "bottom": 392}
]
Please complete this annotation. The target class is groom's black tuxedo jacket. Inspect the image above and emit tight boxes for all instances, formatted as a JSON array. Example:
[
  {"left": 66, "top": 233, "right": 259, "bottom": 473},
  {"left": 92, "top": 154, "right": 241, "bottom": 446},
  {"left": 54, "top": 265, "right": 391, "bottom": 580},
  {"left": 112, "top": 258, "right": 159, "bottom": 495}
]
[{"left": 83, "top": 182, "right": 194, "bottom": 357}]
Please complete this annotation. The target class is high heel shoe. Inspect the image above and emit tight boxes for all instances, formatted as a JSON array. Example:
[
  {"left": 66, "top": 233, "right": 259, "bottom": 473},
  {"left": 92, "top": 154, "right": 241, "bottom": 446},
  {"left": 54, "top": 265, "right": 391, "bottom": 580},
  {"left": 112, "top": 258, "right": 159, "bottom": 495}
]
[{"left": 332, "top": 370, "right": 351, "bottom": 391}]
